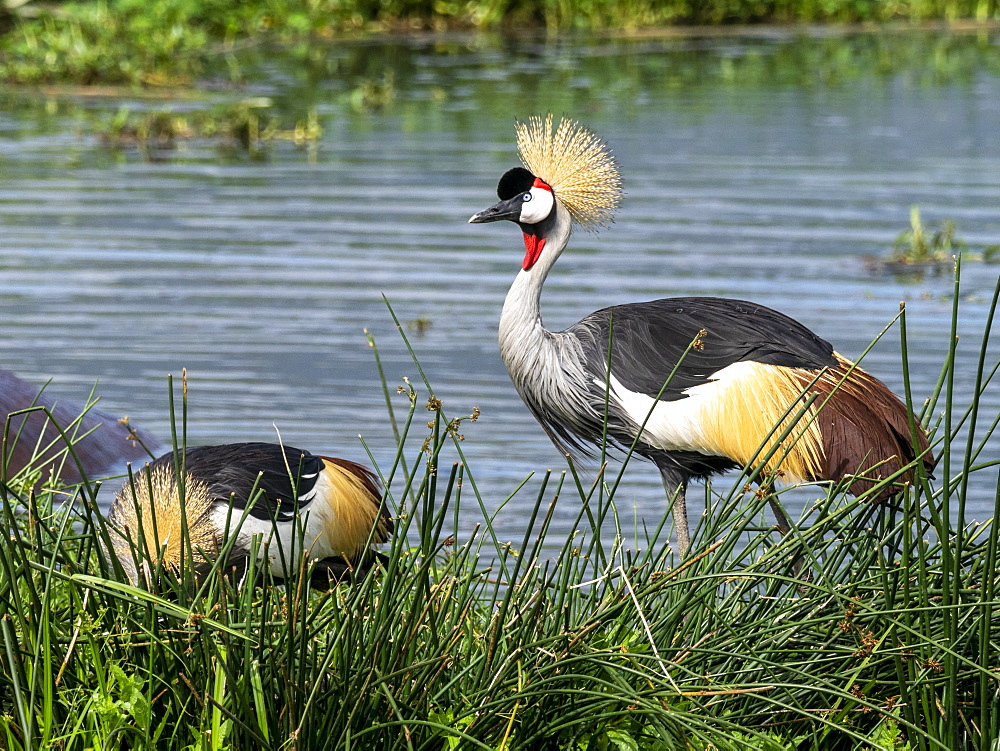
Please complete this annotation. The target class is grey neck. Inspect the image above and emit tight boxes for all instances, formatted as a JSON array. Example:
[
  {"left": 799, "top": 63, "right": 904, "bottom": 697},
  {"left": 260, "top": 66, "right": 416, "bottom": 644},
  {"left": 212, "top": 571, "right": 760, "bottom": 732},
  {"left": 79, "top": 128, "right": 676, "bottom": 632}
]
[{"left": 498, "top": 201, "right": 572, "bottom": 359}]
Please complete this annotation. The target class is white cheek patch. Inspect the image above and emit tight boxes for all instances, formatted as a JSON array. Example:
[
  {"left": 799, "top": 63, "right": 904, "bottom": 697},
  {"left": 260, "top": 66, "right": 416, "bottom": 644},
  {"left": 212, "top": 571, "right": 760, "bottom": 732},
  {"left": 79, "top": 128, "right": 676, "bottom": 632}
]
[{"left": 519, "top": 186, "right": 554, "bottom": 224}]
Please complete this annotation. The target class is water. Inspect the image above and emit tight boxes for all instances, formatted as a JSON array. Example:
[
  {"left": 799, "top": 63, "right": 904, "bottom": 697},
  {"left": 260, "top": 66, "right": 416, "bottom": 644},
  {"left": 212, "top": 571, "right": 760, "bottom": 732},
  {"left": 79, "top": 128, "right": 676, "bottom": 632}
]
[{"left": 1, "top": 29, "right": 998, "bottom": 547}]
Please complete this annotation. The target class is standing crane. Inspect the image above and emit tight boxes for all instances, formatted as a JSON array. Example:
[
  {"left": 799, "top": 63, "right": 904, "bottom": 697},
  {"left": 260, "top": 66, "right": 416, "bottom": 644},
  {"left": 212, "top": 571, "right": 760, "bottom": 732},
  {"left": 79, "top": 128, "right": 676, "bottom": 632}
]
[
  {"left": 469, "top": 114, "right": 934, "bottom": 557},
  {"left": 108, "top": 442, "right": 393, "bottom": 588},
  {"left": 1, "top": 368, "right": 163, "bottom": 486}
]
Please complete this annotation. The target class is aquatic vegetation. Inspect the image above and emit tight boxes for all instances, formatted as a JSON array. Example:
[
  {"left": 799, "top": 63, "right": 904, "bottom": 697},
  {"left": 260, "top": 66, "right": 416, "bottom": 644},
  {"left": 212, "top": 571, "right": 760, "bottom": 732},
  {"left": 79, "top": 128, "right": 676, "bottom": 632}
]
[
  {"left": 0, "top": 1, "right": 214, "bottom": 85},
  {"left": 98, "top": 99, "right": 322, "bottom": 156},
  {"left": 891, "top": 206, "right": 962, "bottom": 267},
  {"left": 3, "top": 28, "right": 1000, "bottom": 161},
  {"left": 89, "top": 70, "right": 394, "bottom": 155},
  {"left": 1, "top": 275, "right": 998, "bottom": 749},
  {"left": 347, "top": 71, "right": 396, "bottom": 112},
  {"left": 866, "top": 206, "right": 999, "bottom": 279}
]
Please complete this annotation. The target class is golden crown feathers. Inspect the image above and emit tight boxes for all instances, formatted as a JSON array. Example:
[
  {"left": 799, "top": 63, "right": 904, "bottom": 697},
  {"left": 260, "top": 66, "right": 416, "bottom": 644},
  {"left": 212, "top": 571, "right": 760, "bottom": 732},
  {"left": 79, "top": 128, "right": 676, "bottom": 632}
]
[{"left": 514, "top": 114, "right": 622, "bottom": 230}]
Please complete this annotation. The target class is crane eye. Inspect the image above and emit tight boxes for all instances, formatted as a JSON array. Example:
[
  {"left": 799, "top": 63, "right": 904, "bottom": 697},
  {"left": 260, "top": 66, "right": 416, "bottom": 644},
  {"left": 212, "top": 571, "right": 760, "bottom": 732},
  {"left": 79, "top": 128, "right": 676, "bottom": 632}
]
[{"left": 519, "top": 185, "right": 554, "bottom": 224}]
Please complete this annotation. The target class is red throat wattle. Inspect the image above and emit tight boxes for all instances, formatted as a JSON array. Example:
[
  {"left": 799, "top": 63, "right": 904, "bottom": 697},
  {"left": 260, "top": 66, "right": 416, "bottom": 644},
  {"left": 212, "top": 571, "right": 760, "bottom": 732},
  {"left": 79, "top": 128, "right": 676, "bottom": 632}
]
[{"left": 522, "top": 233, "right": 545, "bottom": 271}]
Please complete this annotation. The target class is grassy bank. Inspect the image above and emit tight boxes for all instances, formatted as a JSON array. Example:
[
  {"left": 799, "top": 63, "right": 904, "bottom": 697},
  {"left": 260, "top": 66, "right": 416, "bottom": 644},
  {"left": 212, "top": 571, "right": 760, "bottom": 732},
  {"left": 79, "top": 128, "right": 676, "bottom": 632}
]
[
  {"left": 1, "top": 0, "right": 999, "bottom": 86},
  {"left": 1, "top": 271, "right": 998, "bottom": 749}
]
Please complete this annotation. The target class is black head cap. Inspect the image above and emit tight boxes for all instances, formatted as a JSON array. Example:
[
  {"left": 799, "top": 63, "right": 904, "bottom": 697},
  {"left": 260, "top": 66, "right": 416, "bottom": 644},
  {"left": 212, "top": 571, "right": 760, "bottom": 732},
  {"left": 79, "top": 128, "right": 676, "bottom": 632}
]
[{"left": 497, "top": 167, "right": 536, "bottom": 201}]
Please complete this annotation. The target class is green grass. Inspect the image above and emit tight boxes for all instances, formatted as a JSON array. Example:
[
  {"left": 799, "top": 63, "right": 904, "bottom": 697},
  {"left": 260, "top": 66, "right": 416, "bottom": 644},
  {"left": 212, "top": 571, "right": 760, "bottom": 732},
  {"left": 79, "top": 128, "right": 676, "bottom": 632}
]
[
  {"left": 1, "top": 270, "right": 998, "bottom": 749},
  {"left": 1, "top": 0, "right": 999, "bottom": 86}
]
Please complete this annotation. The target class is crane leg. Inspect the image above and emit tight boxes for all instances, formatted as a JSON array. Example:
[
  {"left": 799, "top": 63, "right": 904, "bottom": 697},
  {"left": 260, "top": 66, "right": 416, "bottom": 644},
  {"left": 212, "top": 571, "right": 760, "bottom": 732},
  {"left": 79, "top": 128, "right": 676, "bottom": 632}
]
[
  {"left": 767, "top": 498, "right": 792, "bottom": 535},
  {"left": 657, "top": 464, "right": 690, "bottom": 558},
  {"left": 763, "top": 491, "right": 812, "bottom": 588}
]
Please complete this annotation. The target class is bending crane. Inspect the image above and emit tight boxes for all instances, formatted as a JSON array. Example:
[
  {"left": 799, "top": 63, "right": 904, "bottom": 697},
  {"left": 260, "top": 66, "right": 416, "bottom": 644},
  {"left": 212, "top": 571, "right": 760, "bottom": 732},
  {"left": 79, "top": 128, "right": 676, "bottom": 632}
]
[
  {"left": 2, "top": 374, "right": 392, "bottom": 587},
  {"left": 108, "top": 442, "right": 392, "bottom": 588}
]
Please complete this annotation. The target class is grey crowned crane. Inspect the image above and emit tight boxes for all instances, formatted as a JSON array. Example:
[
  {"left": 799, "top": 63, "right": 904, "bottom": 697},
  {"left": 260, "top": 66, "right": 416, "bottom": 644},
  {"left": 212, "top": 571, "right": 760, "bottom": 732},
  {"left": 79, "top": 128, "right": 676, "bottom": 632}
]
[
  {"left": 1, "top": 368, "right": 164, "bottom": 486},
  {"left": 107, "top": 442, "right": 392, "bottom": 589},
  {"left": 469, "top": 114, "right": 934, "bottom": 557}
]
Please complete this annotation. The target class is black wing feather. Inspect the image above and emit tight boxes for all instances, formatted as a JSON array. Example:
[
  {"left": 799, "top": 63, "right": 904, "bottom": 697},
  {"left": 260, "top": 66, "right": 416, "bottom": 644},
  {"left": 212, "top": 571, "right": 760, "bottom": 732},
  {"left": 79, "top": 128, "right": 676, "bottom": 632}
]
[
  {"left": 146, "top": 442, "right": 323, "bottom": 522},
  {"left": 568, "top": 297, "right": 837, "bottom": 400}
]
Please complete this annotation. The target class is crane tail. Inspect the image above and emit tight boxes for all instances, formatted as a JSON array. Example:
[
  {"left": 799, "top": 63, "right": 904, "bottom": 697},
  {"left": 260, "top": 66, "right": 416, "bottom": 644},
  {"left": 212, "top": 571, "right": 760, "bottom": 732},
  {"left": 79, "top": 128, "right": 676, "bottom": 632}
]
[
  {"left": 798, "top": 354, "right": 934, "bottom": 498},
  {"left": 318, "top": 457, "right": 393, "bottom": 551}
]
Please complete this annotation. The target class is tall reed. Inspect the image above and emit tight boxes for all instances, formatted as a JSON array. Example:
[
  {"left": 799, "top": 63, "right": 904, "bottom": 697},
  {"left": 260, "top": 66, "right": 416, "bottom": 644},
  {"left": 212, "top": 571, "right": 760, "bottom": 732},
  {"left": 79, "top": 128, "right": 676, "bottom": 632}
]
[{"left": 0, "top": 270, "right": 997, "bottom": 749}]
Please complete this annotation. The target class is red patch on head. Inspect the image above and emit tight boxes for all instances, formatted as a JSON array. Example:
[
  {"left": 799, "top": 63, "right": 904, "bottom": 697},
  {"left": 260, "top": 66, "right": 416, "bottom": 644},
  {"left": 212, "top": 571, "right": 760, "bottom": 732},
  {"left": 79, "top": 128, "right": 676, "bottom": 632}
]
[
  {"left": 522, "top": 233, "right": 546, "bottom": 271},
  {"left": 532, "top": 177, "right": 552, "bottom": 192}
]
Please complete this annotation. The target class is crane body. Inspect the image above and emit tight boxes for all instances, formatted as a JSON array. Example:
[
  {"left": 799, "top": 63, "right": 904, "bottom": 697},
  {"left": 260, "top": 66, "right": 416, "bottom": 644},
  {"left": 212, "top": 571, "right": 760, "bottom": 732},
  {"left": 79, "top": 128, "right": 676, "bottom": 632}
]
[
  {"left": 473, "top": 115, "right": 933, "bottom": 556},
  {"left": 108, "top": 442, "right": 392, "bottom": 588},
  {"left": 1, "top": 371, "right": 392, "bottom": 586}
]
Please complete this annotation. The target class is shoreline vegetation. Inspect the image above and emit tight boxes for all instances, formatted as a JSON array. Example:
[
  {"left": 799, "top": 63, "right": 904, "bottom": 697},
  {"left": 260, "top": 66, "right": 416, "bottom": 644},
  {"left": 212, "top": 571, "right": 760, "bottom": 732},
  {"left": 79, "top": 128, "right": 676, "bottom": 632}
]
[
  {"left": 2, "top": 29, "right": 999, "bottom": 169},
  {"left": 2, "top": 5, "right": 998, "bottom": 162},
  {"left": 0, "top": 1, "right": 999, "bottom": 86},
  {"left": 1, "top": 272, "right": 998, "bottom": 749}
]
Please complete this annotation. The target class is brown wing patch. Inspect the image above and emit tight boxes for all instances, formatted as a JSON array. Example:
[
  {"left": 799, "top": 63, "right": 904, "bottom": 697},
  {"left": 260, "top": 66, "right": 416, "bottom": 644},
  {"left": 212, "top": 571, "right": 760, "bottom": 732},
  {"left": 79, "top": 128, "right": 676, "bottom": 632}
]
[
  {"left": 318, "top": 457, "right": 391, "bottom": 560},
  {"left": 696, "top": 355, "right": 932, "bottom": 498},
  {"left": 795, "top": 353, "right": 934, "bottom": 497}
]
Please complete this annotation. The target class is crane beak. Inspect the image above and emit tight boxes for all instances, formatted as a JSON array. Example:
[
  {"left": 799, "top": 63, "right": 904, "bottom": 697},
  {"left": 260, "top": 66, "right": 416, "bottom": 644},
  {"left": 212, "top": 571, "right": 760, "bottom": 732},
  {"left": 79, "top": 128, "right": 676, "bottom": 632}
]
[{"left": 468, "top": 196, "right": 522, "bottom": 224}]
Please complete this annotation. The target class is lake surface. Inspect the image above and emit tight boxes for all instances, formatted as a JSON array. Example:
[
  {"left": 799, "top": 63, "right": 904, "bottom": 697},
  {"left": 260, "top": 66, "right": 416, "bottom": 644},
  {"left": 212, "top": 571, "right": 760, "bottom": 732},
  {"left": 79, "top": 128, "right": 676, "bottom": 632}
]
[{"left": 1, "top": 28, "right": 998, "bottom": 550}]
